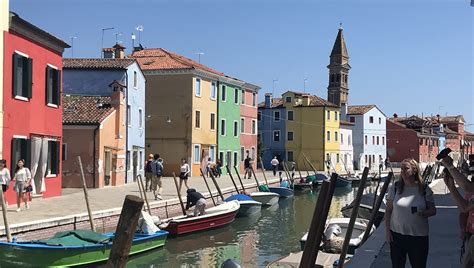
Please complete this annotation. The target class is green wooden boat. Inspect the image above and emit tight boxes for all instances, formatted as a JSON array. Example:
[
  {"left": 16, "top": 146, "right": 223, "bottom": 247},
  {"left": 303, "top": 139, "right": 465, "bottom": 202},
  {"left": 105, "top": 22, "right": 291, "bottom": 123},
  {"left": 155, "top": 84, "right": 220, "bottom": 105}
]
[{"left": 0, "top": 230, "right": 168, "bottom": 267}]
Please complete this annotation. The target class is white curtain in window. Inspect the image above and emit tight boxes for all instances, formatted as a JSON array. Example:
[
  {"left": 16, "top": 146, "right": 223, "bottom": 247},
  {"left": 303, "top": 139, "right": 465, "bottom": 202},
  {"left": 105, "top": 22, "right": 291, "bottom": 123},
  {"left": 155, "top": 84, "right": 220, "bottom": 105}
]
[
  {"left": 29, "top": 136, "right": 42, "bottom": 194},
  {"left": 39, "top": 138, "right": 49, "bottom": 193}
]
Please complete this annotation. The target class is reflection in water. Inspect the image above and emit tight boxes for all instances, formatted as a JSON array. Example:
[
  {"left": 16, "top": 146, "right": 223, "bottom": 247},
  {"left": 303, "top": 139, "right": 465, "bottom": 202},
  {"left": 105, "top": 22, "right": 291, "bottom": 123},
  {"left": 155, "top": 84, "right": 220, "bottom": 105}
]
[{"left": 126, "top": 183, "right": 378, "bottom": 268}]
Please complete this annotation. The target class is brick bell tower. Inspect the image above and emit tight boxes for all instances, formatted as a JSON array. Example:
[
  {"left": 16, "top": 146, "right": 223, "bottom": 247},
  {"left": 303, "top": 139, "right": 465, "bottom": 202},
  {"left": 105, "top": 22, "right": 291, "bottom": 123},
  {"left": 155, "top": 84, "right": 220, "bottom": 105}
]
[{"left": 327, "top": 24, "right": 351, "bottom": 107}]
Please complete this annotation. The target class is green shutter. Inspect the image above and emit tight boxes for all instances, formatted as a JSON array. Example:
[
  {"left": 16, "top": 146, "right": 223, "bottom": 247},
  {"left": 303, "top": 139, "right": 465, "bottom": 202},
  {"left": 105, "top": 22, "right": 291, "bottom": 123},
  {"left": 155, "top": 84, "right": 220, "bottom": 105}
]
[
  {"left": 23, "top": 139, "right": 31, "bottom": 169},
  {"left": 45, "top": 66, "right": 51, "bottom": 104},
  {"left": 12, "top": 54, "right": 19, "bottom": 97},
  {"left": 25, "top": 58, "right": 33, "bottom": 99},
  {"left": 53, "top": 141, "right": 60, "bottom": 174},
  {"left": 55, "top": 70, "right": 61, "bottom": 106}
]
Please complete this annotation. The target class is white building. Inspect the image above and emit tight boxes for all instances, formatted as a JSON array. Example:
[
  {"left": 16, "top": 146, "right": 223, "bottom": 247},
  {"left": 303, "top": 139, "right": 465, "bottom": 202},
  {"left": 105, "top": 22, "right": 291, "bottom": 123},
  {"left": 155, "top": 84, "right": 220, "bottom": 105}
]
[{"left": 340, "top": 120, "right": 355, "bottom": 173}]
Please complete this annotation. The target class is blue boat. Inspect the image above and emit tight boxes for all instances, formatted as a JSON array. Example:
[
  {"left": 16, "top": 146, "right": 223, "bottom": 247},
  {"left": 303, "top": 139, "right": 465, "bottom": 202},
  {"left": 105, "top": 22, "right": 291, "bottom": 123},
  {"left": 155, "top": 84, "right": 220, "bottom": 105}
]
[
  {"left": 224, "top": 194, "right": 262, "bottom": 217},
  {"left": 268, "top": 186, "right": 295, "bottom": 198},
  {"left": 336, "top": 176, "right": 352, "bottom": 188}
]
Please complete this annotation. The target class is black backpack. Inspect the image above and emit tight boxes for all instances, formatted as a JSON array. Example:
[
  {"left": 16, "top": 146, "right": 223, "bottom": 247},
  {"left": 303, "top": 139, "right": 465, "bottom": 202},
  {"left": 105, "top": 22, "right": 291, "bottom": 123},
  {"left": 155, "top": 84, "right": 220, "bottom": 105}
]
[{"left": 145, "top": 161, "right": 153, "bottom": 172}]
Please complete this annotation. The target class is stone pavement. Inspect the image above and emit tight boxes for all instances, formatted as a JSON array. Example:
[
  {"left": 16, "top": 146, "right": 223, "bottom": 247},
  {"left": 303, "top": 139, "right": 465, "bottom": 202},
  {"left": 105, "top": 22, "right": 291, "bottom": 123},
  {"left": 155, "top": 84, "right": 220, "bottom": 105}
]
[{"left": 0, "top": 171, "right": 278, "bottom": 228}]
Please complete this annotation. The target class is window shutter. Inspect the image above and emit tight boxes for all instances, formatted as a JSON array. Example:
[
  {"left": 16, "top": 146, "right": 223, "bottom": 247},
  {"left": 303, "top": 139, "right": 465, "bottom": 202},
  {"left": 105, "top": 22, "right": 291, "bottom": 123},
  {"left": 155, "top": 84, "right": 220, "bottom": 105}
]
[
  {"left": 25, "top": 58, "right": 33, "bottom": 99},
  {"left": 12, "top": 54, "right": 19, "bottom": 97},
  {"left": 56, "top": 70, "right": 61, "bottom": 106},
  {"left": 23, "top": 139, "right": 31, "bottom": 169},
  {"left": 53, "top": 141, "right": 60, "bottom": 174},
  {"left": 10, "top": 139, "right": 17, "bottom": 172},
  {"left": 45, "top": 66, "right": 51, "bottom": 104}
]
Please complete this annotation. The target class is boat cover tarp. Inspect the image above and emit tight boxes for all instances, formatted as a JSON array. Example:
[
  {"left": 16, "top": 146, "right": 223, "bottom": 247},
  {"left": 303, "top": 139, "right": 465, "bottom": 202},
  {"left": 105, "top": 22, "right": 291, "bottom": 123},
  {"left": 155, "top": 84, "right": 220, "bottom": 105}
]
[
  {"left": 33, "top": 230, "right": 111, "bottom": 246},
  {"left": 258, "top": 185, "right": 270, "bottom": 192},
  {"left": 225, "top": 194, "right": 253, "bottom": 202}
]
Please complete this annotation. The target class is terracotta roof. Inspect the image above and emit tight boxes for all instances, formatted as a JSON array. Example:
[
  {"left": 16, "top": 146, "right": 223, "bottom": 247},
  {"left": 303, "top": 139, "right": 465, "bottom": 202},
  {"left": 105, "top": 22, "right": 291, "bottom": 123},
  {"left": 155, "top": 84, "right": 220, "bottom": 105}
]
[
  {"left": 102, "top": 48, "right": 114, "bottom": 52},
  {"left": 63, "top": 95, "right": 115, "bottom": 125},
  {"left": 130, "top": 48, "right": 224, "bottom": 76},
  {"left": 428, "top": 115, "right": 465, "bottom": 124},
  {"left": 340, "top": 120, "right": 355, "bottom": 126},
  {"left": 306, "top": 95, "right": 338, "bottom": 107},
  {"left": 63, "top": 58, "right": 135, "bottom": 69},
  {"left": 465, "top": 131, "right": 474, "bottom": 138},
  {"left": 347, "top": 105, "right": 376, "bottom": 115},
  {"left": 258, "top": 98, "right": 283, "bottom": 108},
  {"left": 285, "top": 90, "right": 310, "bottom": 96}
]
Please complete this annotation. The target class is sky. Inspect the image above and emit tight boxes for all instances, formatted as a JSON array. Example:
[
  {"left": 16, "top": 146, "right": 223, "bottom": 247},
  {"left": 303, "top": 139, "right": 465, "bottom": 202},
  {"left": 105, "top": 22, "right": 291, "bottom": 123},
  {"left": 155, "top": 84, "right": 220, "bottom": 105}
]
[{"left": 10, "top": 0, "right": 474, "bottom": 130}]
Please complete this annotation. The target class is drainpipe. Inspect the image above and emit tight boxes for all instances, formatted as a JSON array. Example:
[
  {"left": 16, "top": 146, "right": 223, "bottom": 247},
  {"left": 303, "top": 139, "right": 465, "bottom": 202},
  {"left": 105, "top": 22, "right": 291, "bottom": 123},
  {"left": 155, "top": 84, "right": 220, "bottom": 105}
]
[
  {"left": 125, "top": 72, "right": 129, "bottom": 182},
  {"left": 93, "top": 125, "right": 99, "bottom": 188}
]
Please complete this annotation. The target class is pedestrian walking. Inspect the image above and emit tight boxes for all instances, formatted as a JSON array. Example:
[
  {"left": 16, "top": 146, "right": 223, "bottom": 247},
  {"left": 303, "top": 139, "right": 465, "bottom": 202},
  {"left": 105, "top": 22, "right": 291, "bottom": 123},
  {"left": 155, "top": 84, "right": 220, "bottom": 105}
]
[
  {"left": 244, "top": 155, "right": 252, "bottom": 179},
  {"left": 385, "top": 158, "right": 436, "bottom": 268},
  {"left": 13, "top": 159, "right": 32, "bottom": 212},
  {"left": 0, "top": 160, "right": 11, "bottom": 206},
  {"left": 179, "top": 158, "right": 190, "bottom": 193},
  {"left": 215, "top": 160, "right": 222, "bottom": 177},
  {"left": 145, "top": 154, "right": 154, "bottom": 192},
  {"left": 271, "top": 156, "right": 279, "bottom": 176},
  {"left": 206, "top": 157, "right": 212, "bottom": 177},
  {"left": 151, "top": 154, "right": 164, "bottom": 200},
  {"left": 185, "top": 188, "right": 206, "bottom": 216}
]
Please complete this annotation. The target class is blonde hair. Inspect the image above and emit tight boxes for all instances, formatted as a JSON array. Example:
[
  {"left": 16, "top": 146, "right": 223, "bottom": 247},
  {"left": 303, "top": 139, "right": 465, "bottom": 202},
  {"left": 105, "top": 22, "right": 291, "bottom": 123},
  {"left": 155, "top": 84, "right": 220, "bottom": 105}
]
[{"left": 397, "top": 158, "right": 424, "bottom": 195}]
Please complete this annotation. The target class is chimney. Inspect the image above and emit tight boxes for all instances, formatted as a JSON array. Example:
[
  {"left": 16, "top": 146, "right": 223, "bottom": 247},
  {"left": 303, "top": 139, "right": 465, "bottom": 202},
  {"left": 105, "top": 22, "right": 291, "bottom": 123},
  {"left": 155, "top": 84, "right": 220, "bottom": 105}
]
[
  {"left": 265, "top": 93, "right": 272, "bottom": 108},
  {"left": 102, "top": 47, "right": 114, "bottom": 59},
  {"left": 302, "top": 95, "right": 310, "bottom": 106},
  {"left": 113, "top": 44, "right": 126, "bottom": 59},
  {"left": 436, "top": 114, "right": 440, "bottom": 123},
  {"left": 133, "top": 44, "right": 144, "bottom": 52},
  {"left": 393, "top": 113, "right": 398, "bottom": 119}
]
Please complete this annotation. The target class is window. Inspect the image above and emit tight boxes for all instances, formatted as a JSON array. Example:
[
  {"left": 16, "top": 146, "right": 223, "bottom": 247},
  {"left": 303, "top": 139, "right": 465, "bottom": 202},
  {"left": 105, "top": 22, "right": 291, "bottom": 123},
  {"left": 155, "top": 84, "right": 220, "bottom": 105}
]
[
  {"left": 210, "top": 113, "right": 215, "bottom": 130},
  {"left": 287, "top": 110, "right": 294, "bottom": 121},
  {"left": 138, "top": 109, "right": 143, "bottom": 128},
  {"left": 195, "top": 78, "right": 201, "bottom": 97},
  {"left": 336, "top": 153, "right": 340, "bottom": 163},
  {"left": 326, "top": 153, "right": 330, "bottom": 161},
  {"left": 327, "top": 111, "right": 331, "bottom": 120},
  {"left": 337, "top": 74, "right": 340, "bottom": 82},
  {"left": 126, "top": 151, "right": 131, "bottom": 171},
  {"left": 220, "top": 119, "right": 226, "bottom": 136},
  {"left": 252, "top": 120, "right": 256, "bottom": 134},
  {"left": 365, "top": 155, "right": 368, "bottom": 164},
  {"left": 210, "top": 146, "right": 215, "bottom": 162},
  {"left": 233, "top": 152, "right": 238, "bottom": 167},
  {"left": 287, "top": 151, "right": 294, "bottom": 161},
  {"left": 377, "top": 136, "right": 380, "bottom": 145},
  {"left": 127, "top": 105, "right": 131, "bottom": 126},
  {"left": 193, "top": 145, "right": 200, "bottom": 163},
  {"left": 285, "top": 96, "right": 292, "bottom": 103},
  {"left": 273, "top": 130, "right": 280, "bottom": 142},
  {"left": 211, "top": 82, "right": 216, "bottom": 100},
  {"left": 345, "top": 75, "right": 348, "bottom": 83},
  {"left": 234, "top": 88, "right": 239, "bottom": 104},
  {"left": 341, "top": 133, "right": 344, "bottom": 144},
  {"left": 221, "top": 85, "right": 227, "bottom": 101},
  {"left": 241, "top": 147, "right": 245, "bottom": 161},
  {"left": 349, "top": 117, "right": 355, "bottom": 123},
  {"left": 258, "top": 112, "right": 262, "bottom": 121},
  {"left": 133, "top": 71, "right": 137, "bottom": 88},
  {"left": 287, "top": 131, "right": 294, "bottom": 141},
  {"left": 369, "top": 116, "right": 374, "bottom": 123},
  {"left": 379, "top": 117, "right": 382, "bottom": 124},
  {"left": 382, "top": 137, "right": 385, "bottom": 145},
  {"left": 12, "top": 52, "right": 32, "bottom": 99},
  {"left": 419, "top": 139, "right": 423, "bottom": 146},
  {"left": 195, "top": 110, "right": 201, "bottom": 128},
  {"left": 335, "top": 131, "right": 338, "bottom": 142},
  {"left": 365, "top": 135, "right": 368, "bottom": 145},
  {"left": 11, "top": 137, "right": 29, "bottom": 172},
  {"left": 335, "top": 112, "right": 338, "bottom": 121},
  {"left": 372, "top": 136, "right": 375, "bottom": 145},
  {"left": 241, "top": 90, "right": 245, "bottom": 104},
  {"left": 348, "top": 135, "right": 351, "bottom": 145},
  {"left": 327, "top": 131, "right": 331, "bottom": 141},
  {"left": 47, "top": 140, "right": 60, "bottom": 175},
  {"left": 331, "top": 74, "right": 335, "bottom": 82},
  {"left": 245, "top": 149, "right": 250, "bottom": 159},
  {"left": 251, "top": 147, "right": 255, "bottom": 159},
  {"left": 274, "top": 111, "right": 280, "bottom": 121},
  {"left": 62, "top": 143, "right": 67, "bottom": 161},
  {"left": 139, "top": 151, "right": 143, "bottom": 169},
  {"left": 45, "top": 65, "right": 61, "bottom": 106},
  {"left": 233, "top": 121, "right": 238, "bottom": 137},
  {"left": 219, "top": 152, "right": 224, "bottom": 164},
  {"left": 252, "top": 93, "right": 256, "bottom": 106},
  {"left": 241, "top": 118, "right": 245, "bottom": 133}
]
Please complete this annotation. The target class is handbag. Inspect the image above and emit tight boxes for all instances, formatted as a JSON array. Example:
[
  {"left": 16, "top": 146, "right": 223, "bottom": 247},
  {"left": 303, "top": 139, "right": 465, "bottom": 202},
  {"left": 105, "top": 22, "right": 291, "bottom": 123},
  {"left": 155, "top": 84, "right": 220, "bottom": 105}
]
[{"left": 25, "top": 185, "right": 33, "bottom": 193}]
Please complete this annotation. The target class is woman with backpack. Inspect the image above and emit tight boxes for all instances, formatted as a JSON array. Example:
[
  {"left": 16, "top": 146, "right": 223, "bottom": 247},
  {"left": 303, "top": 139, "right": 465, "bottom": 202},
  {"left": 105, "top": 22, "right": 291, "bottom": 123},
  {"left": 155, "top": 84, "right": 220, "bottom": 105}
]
[{"left": 385, "top": 158, "right": 437, "bottom": 268}]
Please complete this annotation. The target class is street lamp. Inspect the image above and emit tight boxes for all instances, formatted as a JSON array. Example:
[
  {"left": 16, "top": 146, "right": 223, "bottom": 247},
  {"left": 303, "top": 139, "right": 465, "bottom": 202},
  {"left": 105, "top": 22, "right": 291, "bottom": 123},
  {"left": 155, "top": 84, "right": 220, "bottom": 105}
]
[
  {"left": 146, "top": 115, "right": 171, "bottom": 123},
  {"left": 101, "top": 27, "right": 114, "bottom": 57}
]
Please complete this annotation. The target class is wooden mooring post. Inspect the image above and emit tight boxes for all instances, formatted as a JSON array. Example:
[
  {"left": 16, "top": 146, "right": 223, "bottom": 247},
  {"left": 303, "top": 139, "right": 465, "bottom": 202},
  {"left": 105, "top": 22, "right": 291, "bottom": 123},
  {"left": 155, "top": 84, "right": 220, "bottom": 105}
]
[
  {"left": 106, "top": 195, "right": 144, "bottom": 268},
  {"left": 209, "top": 171, "right": 225, "bottom": 202},
  {"left": 77, "top": 156, "right": 96, "bottom": 232},
  {"left": 226, "top": 166, "right": 240, "bottom": 193},
  {"left": 137, "top": 174, "right": 151, "bottom": 213},
  {"left": 0, "top": 190, "right": 11, "bottom": 242},
  {"left": 233, "top": 166, "right": 249, "bottom": 192},
  {"left": 172, "top": 172, "right": 186, "bottom": 216},
  {"left": 200, "top": 169, "right": 216, "bottom": 206}
]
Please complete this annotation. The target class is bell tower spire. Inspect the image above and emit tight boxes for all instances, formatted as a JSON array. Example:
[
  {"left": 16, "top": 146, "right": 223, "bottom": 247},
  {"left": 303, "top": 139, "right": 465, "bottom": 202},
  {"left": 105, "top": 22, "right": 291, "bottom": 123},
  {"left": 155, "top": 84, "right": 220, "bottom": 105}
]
[{"left": 327, "top": 25, "right": 351, "bottom": 107}]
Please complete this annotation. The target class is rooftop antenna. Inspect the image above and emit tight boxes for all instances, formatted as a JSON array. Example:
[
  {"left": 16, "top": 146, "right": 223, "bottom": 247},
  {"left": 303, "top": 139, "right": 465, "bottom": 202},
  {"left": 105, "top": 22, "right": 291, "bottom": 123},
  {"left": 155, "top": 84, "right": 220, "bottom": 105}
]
[
  {"left": 115, "top": 32, "right": 122, "bottom": 44},
  {"left": 131, "top": 33, "right": 136, "bottom": 48},
  {"left": 136, "top": 25, "right": 144, "bottom": 45},
  {"left": 100, "top": 27, "right": 114, "bottom": 57},
  {"left": 195, "top": 52, "right": 204, "bottom": 64},
  {"left": 70, "top": 36, "right": 77, "bottom": 58}
]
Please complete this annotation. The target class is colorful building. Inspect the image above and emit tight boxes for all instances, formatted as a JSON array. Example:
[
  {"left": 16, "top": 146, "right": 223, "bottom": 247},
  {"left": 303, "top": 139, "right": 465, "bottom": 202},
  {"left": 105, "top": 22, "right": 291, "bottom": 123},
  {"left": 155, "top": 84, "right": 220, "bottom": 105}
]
[
  {"left": 0, "top": 0, "right": 9, "bottom": 158},
  {"left": 217, "top": 79, "right": 243, "bottom": 171},
  {"left": 258, "top": 93, "right": 286, "bottom": 170},
  {"left": 62, "top": 55, "right": 146, "bottom": 183},
  {"left": 3, "top": 12, "right": 69, "bottom": 203},
  {"left": 130, "top": 48, "right": 258, "bottom": 176},
  {"left": 340, "top": 120, "right": 355, "bottom": 173},
  {"left": 62, "top": 90, "right": 126, "bottom": 188},
  {"left": 240, "top": 83, "right": 259, "bottom": 173}
]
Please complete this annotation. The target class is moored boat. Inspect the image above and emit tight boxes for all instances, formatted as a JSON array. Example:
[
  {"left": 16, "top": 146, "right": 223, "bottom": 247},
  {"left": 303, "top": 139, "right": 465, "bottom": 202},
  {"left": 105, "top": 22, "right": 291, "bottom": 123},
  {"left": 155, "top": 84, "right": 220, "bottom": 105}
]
[
  {"left": 249, "top": 191, "right": 280, "bottom": 206},
  {"left": 160, "top": 200, "right": 240, "bottom": 236},
  {"left": 224, "top": 194, "right": 262, "bottom": 217},
  {"left": 340, "top": 193, "right": 386, "bottom": 226},
  {"left": 268, "top": 186, "right": 295, "bottom": 198},
  {"left": 335, "top": 176, "right": 352, "bottom": 188},
  {"left": 0, "top": 230, "right": 168, "bottom": 267}
]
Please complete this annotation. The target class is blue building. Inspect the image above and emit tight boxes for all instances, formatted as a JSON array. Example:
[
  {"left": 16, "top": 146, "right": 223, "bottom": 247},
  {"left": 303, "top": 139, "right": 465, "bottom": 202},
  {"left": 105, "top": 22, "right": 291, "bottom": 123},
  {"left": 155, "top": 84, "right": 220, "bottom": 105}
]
[
  {"left": 258, "top": 93, "right": 286, "bottom": 170},
  {"left": 63, "top": 47, "right": 146, "bottom": 183}
]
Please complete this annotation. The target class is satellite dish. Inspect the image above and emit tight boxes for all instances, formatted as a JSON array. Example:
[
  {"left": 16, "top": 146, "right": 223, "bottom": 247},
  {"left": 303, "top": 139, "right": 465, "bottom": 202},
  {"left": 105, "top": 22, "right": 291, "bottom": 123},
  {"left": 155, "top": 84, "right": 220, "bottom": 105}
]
[{"left": 136, "top": 25, "right": 144, "bottom": 32}]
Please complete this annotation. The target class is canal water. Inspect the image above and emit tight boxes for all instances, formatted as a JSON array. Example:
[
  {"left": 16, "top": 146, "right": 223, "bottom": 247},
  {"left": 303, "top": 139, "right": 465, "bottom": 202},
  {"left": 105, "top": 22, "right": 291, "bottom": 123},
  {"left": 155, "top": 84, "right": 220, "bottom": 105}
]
[{"left": 125, "top": 183, "right": 378, "bottom": 268}]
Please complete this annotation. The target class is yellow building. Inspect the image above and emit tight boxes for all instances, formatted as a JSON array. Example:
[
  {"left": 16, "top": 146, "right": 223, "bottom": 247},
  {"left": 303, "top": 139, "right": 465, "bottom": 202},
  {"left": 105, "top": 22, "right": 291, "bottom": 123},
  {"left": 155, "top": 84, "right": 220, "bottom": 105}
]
[
  {"left": 282, "top": 91, "right": 341, "bottom": 173},
  {"left": 131, "top": 48, "right": 220, "bottom": 176},
  {"left": 0, "top": 0, "right": 9, "bottom": 158}
]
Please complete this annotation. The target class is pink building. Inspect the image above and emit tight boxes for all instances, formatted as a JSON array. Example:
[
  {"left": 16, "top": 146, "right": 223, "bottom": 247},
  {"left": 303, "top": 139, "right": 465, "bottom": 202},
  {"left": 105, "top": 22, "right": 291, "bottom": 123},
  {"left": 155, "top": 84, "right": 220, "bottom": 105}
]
[{"left": 240, "top": 83, "right": 260, "bottom": 173}]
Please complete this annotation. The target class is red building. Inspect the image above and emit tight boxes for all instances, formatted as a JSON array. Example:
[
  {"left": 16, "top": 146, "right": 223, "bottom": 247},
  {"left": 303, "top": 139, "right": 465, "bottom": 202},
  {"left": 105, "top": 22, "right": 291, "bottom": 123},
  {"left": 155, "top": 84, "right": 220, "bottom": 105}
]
[
  {"left": 2, "top": 12, "right": 69, "bottom": 203},
  {"left": 386, "top": 116, "right": 439, "bottom": 165},
  {"left": 240, "top": 83, "right": 260, "bottom": 173}
]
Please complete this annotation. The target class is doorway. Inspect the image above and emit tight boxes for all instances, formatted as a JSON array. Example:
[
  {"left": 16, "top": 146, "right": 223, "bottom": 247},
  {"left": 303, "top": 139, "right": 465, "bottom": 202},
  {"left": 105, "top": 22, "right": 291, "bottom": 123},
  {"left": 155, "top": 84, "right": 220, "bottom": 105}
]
[
  {"left": 226, "top": 151, "right": 232, "bottom": 169},
  {"left": 133, "top": 150, "right": 138, "bottom": 182},
  {"left": 104, "top": 150, "right": 111, "bottom": 186}
]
